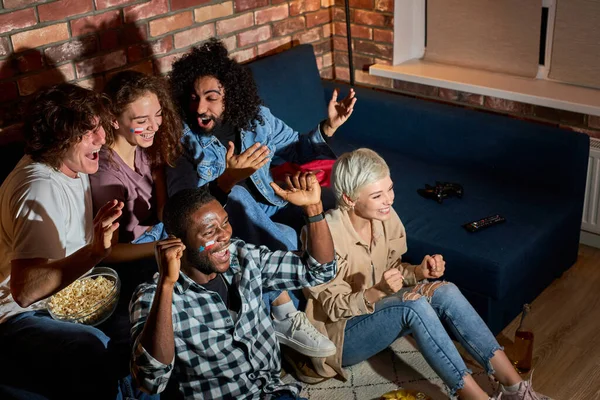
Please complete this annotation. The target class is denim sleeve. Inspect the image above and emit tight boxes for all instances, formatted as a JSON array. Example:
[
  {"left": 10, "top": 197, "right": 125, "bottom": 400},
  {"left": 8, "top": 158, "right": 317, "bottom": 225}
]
[{"left": 265, "top": 107, "right": 336, "bottom": 165}]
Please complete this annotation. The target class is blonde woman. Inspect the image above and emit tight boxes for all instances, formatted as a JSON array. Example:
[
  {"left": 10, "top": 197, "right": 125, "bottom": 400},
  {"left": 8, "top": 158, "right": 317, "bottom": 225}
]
[{"left": 302, "top": 149, "right": 550, "bottom": 400}]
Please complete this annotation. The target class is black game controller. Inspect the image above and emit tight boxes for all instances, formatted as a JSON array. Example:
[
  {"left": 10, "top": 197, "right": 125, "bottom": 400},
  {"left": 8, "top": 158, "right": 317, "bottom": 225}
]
[
  {"left": 435, "top": 181, "right": 463, "bottom": 198},
  {"left": 417, "top": 181, "right": 463, "bottom": 203}
]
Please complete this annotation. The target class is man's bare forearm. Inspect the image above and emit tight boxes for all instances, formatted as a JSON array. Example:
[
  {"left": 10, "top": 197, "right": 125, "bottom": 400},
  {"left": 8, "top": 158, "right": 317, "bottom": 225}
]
[
  {"left": 216, "top": 172, "right": 237, "bottom": 194},
  {"left": 104, "top": 242, "right": 155, "bottom": 264},
  {"left": 10, "top": 244, "right": 105, "bottom": 308},
  {"left": 139, "top": 280, "right": 176, "bottom": 365},
  {"left": 302, "top": 202, "right": 334, "bottom": 264}
]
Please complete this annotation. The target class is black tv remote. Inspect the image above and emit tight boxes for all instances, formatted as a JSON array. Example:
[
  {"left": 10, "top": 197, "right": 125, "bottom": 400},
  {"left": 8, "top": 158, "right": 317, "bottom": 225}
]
[{"left": 463, "top": 214, "right": 506, "bottom": 232}]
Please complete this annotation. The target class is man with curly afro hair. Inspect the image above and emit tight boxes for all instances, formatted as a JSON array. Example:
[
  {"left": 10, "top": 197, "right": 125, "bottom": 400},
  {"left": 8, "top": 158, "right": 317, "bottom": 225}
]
[
  {"left": 166, "top": 38, "right": 356, "bottom": 372},
  {"left": 167, "top": 38, "right": 355, "bottom": 247}
]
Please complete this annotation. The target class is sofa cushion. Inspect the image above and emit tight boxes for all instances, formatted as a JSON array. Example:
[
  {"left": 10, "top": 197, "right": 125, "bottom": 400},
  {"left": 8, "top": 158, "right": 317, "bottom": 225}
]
[
  {"left": 330, "top": 138, "right": 579, "bottom": 300},
  {"left": 248, "top": 45, "right": 327, "bottom": 135}
]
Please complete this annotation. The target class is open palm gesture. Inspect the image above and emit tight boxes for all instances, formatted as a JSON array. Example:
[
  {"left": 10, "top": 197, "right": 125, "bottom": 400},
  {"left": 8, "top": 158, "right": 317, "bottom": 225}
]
[{"left": 323, "top": 88, "right": 357, "bottom": 137}]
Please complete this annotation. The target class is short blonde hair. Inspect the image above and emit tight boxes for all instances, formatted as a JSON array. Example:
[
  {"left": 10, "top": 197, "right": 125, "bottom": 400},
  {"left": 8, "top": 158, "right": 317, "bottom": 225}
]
[{"left": 332, "top": 148, "right": 390, "bottom": 210}]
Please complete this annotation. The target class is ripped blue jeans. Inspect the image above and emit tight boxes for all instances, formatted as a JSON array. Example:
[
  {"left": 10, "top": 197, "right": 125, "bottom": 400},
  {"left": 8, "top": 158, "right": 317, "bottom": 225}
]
[{"left": 342, "top": 282, "right": 501, "bottom": 396}]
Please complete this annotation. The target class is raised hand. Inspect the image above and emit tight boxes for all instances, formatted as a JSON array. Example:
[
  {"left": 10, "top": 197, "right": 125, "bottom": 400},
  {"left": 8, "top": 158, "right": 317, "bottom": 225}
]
[
  {"left": 223, "top": 142, "right": 270, "bottom": 185},
  {"left": 91, "top": 199, "right": 123, "bottom": 259},
  {"left": 417, "top": 254, "right": 445, "bottom": 280},
  {"left": 375, "top": 268, "right": 404, "bottom": 295},
  {"left": 155, "top": 236, "right": 186, "bottom": 285},
  {"left": 270, "top": 171, "right": 322, "bottom": 207},
  {"left": 322, "top": 88, "right": 357, "bottom": 137}
]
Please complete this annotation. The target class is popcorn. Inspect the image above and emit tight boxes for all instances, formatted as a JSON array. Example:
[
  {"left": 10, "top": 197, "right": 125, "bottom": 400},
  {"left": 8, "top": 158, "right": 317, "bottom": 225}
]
[
  {"left": 380, "top": 389, "right": 429, "bottom": 400},
  {"left": 48, "top": 275, "right": 116, "bottom": 325}
]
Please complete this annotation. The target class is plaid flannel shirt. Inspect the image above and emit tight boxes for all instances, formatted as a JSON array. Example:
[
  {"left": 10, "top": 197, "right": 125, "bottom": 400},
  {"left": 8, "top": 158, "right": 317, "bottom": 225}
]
[{"left": 130, "top": 238, "right": 336, "bottom": 399}]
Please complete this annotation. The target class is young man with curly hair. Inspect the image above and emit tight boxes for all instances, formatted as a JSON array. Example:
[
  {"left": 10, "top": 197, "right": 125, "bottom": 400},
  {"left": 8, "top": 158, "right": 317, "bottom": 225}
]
[
  {"left": 0, "top": 84, "right": 128, "bottom": 399},
  {"left": 167, "top": 38, "right": 356, "bottom": 248},
  {"left": 166, "top": 38, "right": 355, "bottom": 363}
]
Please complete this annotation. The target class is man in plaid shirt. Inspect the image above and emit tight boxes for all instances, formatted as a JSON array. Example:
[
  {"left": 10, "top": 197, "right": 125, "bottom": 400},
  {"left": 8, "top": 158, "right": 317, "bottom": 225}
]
[{"left": 130, "top": 172, "right": 336, "bottom": 399}]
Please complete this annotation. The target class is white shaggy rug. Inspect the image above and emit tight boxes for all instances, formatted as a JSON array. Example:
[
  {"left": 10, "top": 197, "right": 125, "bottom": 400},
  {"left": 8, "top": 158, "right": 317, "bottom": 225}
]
[{"left": 283, "top": 336, "right": 497, "bottom": 400}]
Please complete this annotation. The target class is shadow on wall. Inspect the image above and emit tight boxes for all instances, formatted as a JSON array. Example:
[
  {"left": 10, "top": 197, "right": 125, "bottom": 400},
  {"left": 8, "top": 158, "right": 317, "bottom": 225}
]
[
  {"left": 0, "top": 14, "right": 156, "bottom": 181},
  {"left": 78, "top": 17, "right": 157, "bottom": 92},
  {"left": 0, "top": 49, "right": 67, "bottom": 142},
  {"left": 0, "top": 49, "right": 64, "bottom": 182}
]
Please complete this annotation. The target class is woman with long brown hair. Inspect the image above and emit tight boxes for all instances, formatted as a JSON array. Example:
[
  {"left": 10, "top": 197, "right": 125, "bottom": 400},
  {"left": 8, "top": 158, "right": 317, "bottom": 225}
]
[{"left": 90, "top": 70, "right": 182, "bottom": 263}]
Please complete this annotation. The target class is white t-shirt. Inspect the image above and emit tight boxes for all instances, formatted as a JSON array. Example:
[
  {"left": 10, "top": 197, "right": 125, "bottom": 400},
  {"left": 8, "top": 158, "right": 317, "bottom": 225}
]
[{"left": 0, "top": 156, "right": 93, "bottom": 324}]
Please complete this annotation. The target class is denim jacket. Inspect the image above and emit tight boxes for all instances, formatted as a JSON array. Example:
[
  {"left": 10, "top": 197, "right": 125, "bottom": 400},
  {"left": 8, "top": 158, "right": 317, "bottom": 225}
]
[{"left": 167, "top": 106, "right": 336, "bottom": 207}]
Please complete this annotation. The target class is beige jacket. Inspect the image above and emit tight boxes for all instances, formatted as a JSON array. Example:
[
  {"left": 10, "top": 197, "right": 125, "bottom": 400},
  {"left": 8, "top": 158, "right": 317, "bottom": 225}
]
[{"left": 303, "top": 208, "right": 417, "bottom": 380}]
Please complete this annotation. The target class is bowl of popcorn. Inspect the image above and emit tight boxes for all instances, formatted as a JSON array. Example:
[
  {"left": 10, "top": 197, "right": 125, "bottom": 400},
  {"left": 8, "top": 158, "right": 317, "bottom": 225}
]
[{"left": 47, "top": 267, "right": 120, "bottom": 326}]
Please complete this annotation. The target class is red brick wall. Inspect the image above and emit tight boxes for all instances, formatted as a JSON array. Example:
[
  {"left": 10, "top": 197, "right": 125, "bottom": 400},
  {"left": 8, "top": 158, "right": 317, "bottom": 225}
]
[
  {"left": 331, "top": 0, "right": 600, "bottom": 139},
  {"left": 0, "top": 0, "right": 335, "bottom": 136},
  {"left": 331, "top": 0, "right": 393, "bottom": 86},
  {"left": 2, "top": 0, "right": 599, "bottom": 140}
]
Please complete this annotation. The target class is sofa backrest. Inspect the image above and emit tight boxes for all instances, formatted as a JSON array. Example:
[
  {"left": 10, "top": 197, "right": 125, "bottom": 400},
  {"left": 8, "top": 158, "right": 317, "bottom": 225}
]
[
  {"left": 248, "top": 44, "right": 327, "bottom": 134},
  {"left": 0, "top": 125, "right": 25, "bottom": 185},
  {"left": 325, "top": 82, "right": 590, "bottom": 195}
]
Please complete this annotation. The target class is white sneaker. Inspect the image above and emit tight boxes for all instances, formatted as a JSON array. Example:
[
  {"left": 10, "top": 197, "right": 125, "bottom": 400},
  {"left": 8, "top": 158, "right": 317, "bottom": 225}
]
[
  {"left": 491, "top": 371, "right": 553, "bottom": 400},
  {"left": 272, "top": 311, "right": 337, "bottom": 357}
]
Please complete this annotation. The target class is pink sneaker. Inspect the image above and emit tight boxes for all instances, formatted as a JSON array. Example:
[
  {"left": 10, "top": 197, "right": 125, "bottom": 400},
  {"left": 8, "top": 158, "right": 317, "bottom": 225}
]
[{"left": 492, "top": 371, "right": 553, "bottom": 400}]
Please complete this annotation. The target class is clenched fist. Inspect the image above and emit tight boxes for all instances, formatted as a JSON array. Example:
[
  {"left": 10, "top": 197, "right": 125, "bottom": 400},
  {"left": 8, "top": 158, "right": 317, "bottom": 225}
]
[
  {"left": 155, "top": 236, "right": 186, "bottom": 285},
  {"left": 375, "top": 268, "right": 405, "bottom": 295},
  {"left": 416, "top": 254, "right": 445, "bottom": 280}
]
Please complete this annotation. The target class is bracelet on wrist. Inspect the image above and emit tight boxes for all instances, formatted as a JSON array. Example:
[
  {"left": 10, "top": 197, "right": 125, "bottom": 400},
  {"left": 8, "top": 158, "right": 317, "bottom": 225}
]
[
  {"left": 303, "top": 212, "right": 325, "bottom": 225},
  {"left": 363, "top": 291, "right": 373, "bottom": 307}
]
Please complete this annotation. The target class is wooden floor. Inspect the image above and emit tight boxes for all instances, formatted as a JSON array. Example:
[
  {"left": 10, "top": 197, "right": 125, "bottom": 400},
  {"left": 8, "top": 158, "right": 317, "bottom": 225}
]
[{"left": 496, "top": 244, "right": 600, "bottom": 400}]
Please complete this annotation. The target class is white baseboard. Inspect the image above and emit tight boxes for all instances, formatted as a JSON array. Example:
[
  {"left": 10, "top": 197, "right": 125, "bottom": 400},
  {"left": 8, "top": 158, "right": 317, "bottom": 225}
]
[{"left": 580, "top": 230, "right": 600, "bottom": 249}]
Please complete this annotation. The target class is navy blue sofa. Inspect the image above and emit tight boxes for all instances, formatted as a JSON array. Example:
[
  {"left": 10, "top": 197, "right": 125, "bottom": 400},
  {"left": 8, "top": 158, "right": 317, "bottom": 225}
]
[{"left": 248, "top": 44, "right": 590, "bottom": 334}]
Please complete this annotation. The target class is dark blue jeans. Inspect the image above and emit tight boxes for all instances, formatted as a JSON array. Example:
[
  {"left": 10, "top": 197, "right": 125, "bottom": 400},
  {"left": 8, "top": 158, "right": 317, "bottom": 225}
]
[
  {"left": 131, "top": 223, "right": 168, "bottom": 245},
  {"left": 259, "top": 186, "right": 336, "bottom": 238},
  {"left": 224, "top": 185, "right": 336, "bottom": 252},
  {"left": 274, "top": 393, "right": 308, "bottom": 400},
  {"left": 0, "top": 311, "right": 157, "bottom": 400},
  {"left": 225, "top": 185, "right": 298, "bottom": 251},
  {"left": 0, "top": 311, "right": 116, "bottom": 399}
]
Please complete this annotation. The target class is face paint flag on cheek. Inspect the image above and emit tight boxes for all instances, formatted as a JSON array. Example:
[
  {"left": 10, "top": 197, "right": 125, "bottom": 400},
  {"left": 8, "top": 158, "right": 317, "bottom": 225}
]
[
  {"left": 199, "top": 240, "right": 216, "bottom": 252},
  {"left": 130, "top": 127, "right": 144, "bottom": 134}
]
